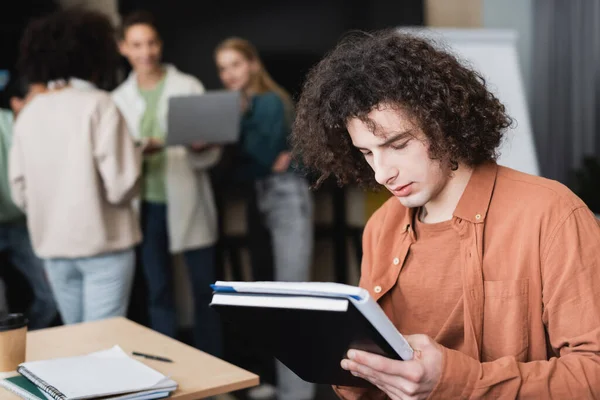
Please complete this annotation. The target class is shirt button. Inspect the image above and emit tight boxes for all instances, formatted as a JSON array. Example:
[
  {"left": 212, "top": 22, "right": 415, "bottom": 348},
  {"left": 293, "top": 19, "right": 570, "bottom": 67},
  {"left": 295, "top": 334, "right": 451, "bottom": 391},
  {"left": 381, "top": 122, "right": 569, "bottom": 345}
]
[
  {"left": 393, "top": 257, "right": 400, "bottom": 265},
  {"left": 475, "top": 214, "right": 482, "bottom": 220},
  {"left": 374, "top": 285, "right": 382, "bottom": 293}
]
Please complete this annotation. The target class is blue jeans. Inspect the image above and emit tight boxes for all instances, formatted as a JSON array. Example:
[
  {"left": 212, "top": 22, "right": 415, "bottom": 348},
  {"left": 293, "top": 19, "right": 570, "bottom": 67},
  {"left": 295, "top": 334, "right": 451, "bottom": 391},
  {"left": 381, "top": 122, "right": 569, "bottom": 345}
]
[
  {"left": 44, "top": 249, "right": 135, "bottom": 324},
  {"left": 255, "top": 173, "right": 313, "bottom": 282},
  {"left": 0, "top": 220, "right": 56, "bottom": 329},
  {"left": 140, "top": 201, "right": 222, "bottom": 357}
]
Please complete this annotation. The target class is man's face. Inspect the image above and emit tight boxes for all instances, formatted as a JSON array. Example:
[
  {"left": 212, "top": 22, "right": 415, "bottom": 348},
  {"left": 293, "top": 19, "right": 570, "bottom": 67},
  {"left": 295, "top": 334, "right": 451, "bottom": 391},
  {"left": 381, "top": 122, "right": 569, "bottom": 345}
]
[
  {"left": 347, "top": 104, "right": 451, "bottom": 209},
  {"left": 10, "top": 83, "right": 47, "bottom": 118},
  {"left": 119, "top": 24, "right": 162, "bottom": 75}
]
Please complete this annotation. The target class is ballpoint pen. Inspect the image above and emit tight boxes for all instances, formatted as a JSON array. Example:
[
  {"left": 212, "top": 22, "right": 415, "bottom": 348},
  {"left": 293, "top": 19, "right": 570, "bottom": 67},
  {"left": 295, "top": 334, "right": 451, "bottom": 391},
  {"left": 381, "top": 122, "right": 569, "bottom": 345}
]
[{"left": 132, "top": 351, "right": 173, "bottom": 363}]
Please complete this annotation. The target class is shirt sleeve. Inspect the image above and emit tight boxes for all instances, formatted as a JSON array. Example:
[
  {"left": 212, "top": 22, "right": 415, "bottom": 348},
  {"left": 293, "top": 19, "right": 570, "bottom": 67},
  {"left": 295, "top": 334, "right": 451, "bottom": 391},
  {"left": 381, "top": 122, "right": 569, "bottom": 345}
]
[
  {"left": 241, "top": 94, "right": 289, "bottom": 169},
  {"left": 188, "top": 77, "right": 206, "bottom": 95},
  {"left": 92, "top": 98, "right": 142, "bottom": 205},
  {"left": 8, "top": 121, "right": 27, "bottom": 211},
  {"left": 428, "top": 206, "right": 600, "bottom": 399},
  {"left": 186, "top": 146, "right": 222, "bottom": 170}
]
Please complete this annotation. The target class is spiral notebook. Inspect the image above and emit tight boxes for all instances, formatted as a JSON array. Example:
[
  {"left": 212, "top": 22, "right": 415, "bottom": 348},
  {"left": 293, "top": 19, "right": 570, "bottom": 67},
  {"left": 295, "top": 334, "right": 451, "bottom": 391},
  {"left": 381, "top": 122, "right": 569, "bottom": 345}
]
[
  {"left": 15, "top": 346, "right": 177, "bottom": 400},
  {"left": 0, "top": 375, "right": 46, "bottom": 400}
]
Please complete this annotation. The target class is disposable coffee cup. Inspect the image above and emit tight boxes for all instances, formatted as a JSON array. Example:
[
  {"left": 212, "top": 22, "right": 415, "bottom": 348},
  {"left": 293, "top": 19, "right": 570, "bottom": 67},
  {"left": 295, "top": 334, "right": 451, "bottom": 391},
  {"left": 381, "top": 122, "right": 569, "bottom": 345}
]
[{"left": 0, "top": 313, "right": 27, "bottom": 372}]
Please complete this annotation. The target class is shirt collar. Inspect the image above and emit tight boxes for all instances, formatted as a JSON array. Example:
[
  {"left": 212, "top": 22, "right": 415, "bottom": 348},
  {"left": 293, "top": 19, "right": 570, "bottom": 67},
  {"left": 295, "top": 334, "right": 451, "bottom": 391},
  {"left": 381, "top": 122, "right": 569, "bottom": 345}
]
[
  {"left": 453, "top": 161, "right": 499, "bottom": 223},
  {"left": 125, "top": 63, "right": 174, "bottom": 90},
  {"left": 46, "top": 78, "right": 96, "bottom": 91},
  {"left": 69, "top": 78, "right": 96, "bottom": 90},
  {"left": 385, "top": 161, "right": 498, "bottom": 232}
]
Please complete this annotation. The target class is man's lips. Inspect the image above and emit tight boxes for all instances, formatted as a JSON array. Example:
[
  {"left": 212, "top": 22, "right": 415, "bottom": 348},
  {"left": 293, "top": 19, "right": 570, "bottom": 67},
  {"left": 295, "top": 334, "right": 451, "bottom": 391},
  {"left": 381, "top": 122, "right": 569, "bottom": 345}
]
[{"left": 389, "top": 183, "right": 413, "bottom": 197}]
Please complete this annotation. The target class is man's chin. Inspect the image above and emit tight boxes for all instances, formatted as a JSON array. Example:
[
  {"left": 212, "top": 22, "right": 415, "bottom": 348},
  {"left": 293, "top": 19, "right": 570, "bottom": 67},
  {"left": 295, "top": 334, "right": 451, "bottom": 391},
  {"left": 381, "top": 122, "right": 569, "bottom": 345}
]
[
  {"left": 136, "top": 64, "right": 160, "bottom": 73},
  {"left": 397, "top": 194, "right": 426, "bottom": 209}
]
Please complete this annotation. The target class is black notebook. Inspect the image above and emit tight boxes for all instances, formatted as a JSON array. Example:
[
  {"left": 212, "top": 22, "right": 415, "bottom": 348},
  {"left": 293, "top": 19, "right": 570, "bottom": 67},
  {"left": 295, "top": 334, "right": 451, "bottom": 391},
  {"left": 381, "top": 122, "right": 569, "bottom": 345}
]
[{"left": 209, "top": 281, "right": 413, "bottom": 387}]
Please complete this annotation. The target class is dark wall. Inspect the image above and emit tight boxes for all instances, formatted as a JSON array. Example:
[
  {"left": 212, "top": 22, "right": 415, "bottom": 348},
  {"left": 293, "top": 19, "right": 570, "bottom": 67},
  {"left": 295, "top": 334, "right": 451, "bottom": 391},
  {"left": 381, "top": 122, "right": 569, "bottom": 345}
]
[
  {"left": 118, "top": 0, "right": 424, "bottom": 97},
  {"left": 0, "top": 0, "right": 59, "bottom": 74}
]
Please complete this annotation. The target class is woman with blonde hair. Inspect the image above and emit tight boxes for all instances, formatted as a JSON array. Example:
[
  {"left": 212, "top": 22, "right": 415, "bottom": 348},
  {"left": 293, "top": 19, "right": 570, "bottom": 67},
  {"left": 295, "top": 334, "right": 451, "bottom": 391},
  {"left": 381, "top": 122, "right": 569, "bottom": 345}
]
[{"left": 215, "top": 38, "right": 315, "bottom": 400}]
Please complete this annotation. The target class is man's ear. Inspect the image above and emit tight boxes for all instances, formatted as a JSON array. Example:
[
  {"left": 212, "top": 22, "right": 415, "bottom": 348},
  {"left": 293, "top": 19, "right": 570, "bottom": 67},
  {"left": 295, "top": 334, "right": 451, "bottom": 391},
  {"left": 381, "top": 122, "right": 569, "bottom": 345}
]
[{"left": 9, "top": 96, "right": 25, "bottom": 115}]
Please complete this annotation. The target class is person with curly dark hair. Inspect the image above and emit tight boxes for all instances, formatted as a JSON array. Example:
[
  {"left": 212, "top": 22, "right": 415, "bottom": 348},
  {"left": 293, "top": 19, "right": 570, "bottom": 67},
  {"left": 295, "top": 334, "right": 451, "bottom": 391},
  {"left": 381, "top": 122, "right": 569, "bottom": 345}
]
[
  {"left": 17, "top": 7, "right": 118, "bottom": 90},
  {"left": 292, "top": 29, "right": 600, "bottom": 399},
  {"left": 9, "top": 8, "right": 142, "bottom": 325}
]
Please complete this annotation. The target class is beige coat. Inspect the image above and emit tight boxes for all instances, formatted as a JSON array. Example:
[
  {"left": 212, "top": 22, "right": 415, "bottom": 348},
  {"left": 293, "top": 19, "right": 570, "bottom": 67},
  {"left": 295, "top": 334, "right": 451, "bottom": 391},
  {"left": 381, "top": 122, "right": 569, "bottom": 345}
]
[
  {"left": 112, "top": 65, "right": 221, "bottom": 252},
  {"left": 9, "top": 85, "right": 142, "bottom": 258}
]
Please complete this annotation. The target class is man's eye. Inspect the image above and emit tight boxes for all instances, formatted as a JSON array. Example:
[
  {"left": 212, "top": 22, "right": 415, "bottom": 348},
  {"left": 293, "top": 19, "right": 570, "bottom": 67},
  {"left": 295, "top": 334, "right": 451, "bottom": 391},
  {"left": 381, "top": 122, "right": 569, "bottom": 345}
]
[{"left": 390, "top": 141, "right": 408, "bottom": 150}]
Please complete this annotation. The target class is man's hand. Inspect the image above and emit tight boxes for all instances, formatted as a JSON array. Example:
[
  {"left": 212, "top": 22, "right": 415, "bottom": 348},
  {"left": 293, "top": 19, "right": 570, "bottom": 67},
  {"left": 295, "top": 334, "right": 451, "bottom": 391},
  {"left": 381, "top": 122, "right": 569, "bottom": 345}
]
[
  {"left": 141, "top": 137, "right": 164, "bottom": 155},
  {"left": 189, "top": 141, "right": 215, "bottom": 152},
  {"left": 272, "top": 151, "right": 292, "bottom": 172},
  {"left": 341, "top": 334, "right": 443, "bottom": 400}
]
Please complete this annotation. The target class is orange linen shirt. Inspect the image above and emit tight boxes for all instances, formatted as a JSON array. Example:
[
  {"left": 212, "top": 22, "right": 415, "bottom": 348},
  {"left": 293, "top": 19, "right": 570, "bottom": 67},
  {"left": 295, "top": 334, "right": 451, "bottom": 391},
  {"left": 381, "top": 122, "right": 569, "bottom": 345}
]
[
  {"left": 335, "top": 162, "right": 600, "bottom": 399},
  {"left": 386, "top": 217, "right": 465, "bottom": 353}
]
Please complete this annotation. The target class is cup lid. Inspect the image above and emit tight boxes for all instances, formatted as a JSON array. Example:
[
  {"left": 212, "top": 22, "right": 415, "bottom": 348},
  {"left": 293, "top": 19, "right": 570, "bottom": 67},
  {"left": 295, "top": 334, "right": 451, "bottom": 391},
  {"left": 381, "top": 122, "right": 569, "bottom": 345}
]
[{"left": 0, "top": 313, "right": 28, "bottom": 332}]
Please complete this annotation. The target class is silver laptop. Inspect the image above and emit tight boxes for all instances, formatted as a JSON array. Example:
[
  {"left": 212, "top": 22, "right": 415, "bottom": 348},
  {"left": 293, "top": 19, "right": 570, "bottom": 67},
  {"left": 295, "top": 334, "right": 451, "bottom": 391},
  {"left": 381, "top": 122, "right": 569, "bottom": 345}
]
[{"left": 166, "top": 90, "right": 242, "bottom": 146}]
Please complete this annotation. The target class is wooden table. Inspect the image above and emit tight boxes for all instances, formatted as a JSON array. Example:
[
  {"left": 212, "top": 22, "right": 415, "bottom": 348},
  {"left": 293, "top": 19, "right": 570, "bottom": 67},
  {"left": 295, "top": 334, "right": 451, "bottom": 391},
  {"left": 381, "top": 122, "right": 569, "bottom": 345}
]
[{"left": 0, "top": 317, "right": 259, "bottom": 400}]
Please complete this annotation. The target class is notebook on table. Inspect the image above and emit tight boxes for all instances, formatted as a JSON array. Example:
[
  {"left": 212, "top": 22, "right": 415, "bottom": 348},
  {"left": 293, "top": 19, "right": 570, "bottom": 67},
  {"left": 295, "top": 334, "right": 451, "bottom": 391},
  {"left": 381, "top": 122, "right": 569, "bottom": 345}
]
[
  {"left": 15, "top": 346, "right": 177, "bottom": 400},
  {"left": 0, "top": 375, "right": 46, "bottom": 400},
  {"left": 209, "top": 281, "right": 414, "bottom": 387},
  {"left": 0, "top": 375, "right": 170, "bottom": 400}
]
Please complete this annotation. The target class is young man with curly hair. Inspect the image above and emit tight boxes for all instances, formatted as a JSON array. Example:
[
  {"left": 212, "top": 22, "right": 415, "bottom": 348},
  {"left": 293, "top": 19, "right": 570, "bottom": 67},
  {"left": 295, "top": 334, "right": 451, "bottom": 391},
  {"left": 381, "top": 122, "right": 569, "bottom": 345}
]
[{"left": 292, "top": 30, "right": 600, "bottom": 399}]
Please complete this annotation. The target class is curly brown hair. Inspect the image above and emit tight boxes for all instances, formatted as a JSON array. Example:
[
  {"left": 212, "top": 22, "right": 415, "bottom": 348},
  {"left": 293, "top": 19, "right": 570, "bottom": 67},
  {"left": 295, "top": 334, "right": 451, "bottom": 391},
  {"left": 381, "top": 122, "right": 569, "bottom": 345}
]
[
  {"left": 291, "top": 29, "right": 513, "bottom": 188},
  {"left": 18, "top": 7, "right": 118, "bottom": 89}
]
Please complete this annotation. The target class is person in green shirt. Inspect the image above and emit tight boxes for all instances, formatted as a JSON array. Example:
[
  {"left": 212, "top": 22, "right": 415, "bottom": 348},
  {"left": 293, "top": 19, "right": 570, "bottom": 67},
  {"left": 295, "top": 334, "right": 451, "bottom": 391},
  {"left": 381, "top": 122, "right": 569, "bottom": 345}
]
[
  {"left": 138, "top": 76, "right": 167, "bottom": 203},
  {"left": 0, "top": 76, "right": 56, "bottom": 329},
  {"left": 114, "top": 11, "right": 222, "bottom": 358}
]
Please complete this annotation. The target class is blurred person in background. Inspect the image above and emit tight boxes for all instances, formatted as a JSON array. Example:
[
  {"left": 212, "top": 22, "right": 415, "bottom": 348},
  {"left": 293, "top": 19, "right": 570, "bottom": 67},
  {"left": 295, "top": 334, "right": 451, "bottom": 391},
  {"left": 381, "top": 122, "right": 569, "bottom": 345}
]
[
  {"left": 9, "top": 8, "right": 142, "bottom": 325},
  {"left": 0, "top": 76, "right": 56, "bottom": 329},
  {"left": 113, "top": 10, "right": 222, "bottom": 357},
  {"left": 215, "top": 37, "right": 314, "bottom": 400}
]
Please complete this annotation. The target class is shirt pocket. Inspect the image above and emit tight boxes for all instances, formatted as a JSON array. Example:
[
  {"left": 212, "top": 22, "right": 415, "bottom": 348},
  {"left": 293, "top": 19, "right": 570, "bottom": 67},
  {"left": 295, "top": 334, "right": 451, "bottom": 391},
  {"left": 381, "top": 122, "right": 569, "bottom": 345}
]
[{"left": 481, "top": 279, "right": 529, "bottom": 362}]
